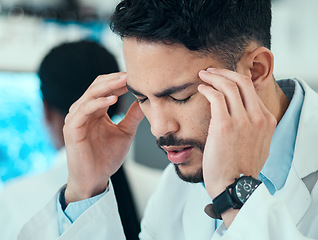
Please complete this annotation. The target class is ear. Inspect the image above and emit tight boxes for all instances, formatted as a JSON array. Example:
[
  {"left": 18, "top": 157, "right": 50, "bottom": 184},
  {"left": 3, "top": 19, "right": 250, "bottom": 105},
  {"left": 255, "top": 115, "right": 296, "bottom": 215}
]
[
  {"left": 237, "top": 47, "right": 274, "bottom": 89},
  {"left": 42, "top": 99, "right": 53, "bottom": 124}
]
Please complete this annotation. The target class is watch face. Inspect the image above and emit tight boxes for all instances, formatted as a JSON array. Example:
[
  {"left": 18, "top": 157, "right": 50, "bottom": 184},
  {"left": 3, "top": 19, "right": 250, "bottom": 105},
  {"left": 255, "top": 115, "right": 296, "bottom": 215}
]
[{"left": 233, "top": 176, "right": 261, "bottom": 205}]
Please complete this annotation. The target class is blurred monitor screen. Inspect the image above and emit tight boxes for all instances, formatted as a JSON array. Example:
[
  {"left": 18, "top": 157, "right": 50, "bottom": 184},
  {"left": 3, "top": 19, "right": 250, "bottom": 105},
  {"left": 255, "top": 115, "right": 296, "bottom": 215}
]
[{"left": 0, "top": 71, "right": 56, "bottom": 186}]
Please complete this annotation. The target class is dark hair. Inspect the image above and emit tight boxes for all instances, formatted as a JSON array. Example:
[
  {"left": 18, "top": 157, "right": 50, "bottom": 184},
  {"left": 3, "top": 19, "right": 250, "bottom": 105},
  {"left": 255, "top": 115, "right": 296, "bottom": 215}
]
[
  {"left": 38, "top": 40, "right": 120, "bottom": 117},
  {"left": 110, "top": 0, "right": 272, "bottom": 70}
]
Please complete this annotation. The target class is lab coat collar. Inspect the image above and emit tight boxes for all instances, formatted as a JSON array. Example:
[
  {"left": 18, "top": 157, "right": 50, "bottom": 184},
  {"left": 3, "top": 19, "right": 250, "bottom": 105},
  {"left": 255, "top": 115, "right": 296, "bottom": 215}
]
[
  {"left": 274, "top": 78, "right": 318, "bottom": 225},
  {"left": 292, "top": 78, "right": 318, "bottom": 179},
  {"left": 275, "top": 165, "right": 311, "bottom": 225}
]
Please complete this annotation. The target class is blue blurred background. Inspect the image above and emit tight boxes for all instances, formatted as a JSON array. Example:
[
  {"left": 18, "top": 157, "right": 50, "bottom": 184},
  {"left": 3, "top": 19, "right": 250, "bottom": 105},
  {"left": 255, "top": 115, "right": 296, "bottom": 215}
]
[{"left": 0, "top": 72, "right": 56, "bottom": 185}]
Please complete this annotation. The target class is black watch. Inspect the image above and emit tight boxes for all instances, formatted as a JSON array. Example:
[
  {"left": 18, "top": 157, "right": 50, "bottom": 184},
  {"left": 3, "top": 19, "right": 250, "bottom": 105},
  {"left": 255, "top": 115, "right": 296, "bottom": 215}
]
[{"left": 204, "top": 175, "right": 262, "bottom": 219}]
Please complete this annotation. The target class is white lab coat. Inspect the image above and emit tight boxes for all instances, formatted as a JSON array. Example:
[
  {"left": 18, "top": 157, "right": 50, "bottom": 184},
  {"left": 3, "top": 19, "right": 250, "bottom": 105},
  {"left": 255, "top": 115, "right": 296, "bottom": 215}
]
[
  {"left": 0, "top": 148, "right": 68, "bottom": 240},
  {"left": 0, "top": 147, "right": 162, "bottom": 240},
  {"left": 18, "top": 79, "right": 318, "bottom": 240}
]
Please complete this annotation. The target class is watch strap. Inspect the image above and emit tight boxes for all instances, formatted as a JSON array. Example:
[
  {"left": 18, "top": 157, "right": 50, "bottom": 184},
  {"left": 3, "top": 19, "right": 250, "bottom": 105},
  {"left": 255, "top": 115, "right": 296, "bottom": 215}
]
[
  {"left": 204, "top": 176, "right": 262, "bottom": 220},
  {"left": 213, "top": 187, "right": 237, "bottom": 218},
  {"left": 204, "top": 187, "right": 238, "bottom": 219}
]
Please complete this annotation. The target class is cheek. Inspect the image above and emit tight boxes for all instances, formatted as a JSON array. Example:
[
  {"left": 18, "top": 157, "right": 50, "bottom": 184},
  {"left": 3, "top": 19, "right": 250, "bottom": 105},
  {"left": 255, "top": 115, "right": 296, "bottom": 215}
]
[
  {"left": 195, "top": 107, "right": 211, "bottom": 141},
  {"left": 199, "top": 113, "right": 211, "bottom": 141},
  {"left": 181, "top": 97, "right": 211, "bottom": 138}
]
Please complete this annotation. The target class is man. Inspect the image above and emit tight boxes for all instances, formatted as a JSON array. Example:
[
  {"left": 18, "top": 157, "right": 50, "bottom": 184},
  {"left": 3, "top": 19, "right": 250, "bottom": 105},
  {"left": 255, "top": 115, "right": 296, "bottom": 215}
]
[
  {"left": 20, "top": 1, "right": 318, "bottom": 239},
  {"left": 0, "top": 40, "right": 139, "bottom": 240}
]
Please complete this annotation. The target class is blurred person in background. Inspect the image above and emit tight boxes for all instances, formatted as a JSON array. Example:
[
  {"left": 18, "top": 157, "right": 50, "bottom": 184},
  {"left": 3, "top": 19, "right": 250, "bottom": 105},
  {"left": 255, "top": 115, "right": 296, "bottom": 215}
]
[{"left": 0, "top": 40, "right": 140, "bottom": 240}]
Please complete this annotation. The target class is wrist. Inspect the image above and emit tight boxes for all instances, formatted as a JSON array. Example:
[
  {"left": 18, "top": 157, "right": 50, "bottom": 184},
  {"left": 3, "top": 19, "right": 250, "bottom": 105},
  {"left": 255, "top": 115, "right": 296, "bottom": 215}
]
[
  {"left": 221, "top": 208, "right": 240, "bottom": 229},
  {"left": 206, "top": 171, "right": 259, "bottom": 199},
  {"left": 65, "top": 179, "right": 109, "bottom": 205},
  {"left": 206, "top": 179, "right": 235, "bottom": 200},
  {"left": 205, "top": 175, "right": 261, "bottom": 221}
]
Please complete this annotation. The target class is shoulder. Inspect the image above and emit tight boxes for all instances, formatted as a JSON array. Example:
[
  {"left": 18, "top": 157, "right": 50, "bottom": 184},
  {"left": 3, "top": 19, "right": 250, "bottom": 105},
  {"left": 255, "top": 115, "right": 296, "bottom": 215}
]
[{"left": 0, "top": 158, "right": 67, "bottom": 217}]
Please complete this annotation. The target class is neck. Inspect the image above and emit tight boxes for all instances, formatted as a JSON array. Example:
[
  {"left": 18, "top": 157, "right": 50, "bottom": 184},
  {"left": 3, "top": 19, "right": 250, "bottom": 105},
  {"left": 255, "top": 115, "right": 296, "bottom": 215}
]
[
  {"left": 257, "top": 77, "right": 290, "bottom": 125},
  {"left": 266, "top": 79, "right": 290, "bottom": 124},
  {"left": 275, "top": 82, "right": 290, "bottom": 124}
]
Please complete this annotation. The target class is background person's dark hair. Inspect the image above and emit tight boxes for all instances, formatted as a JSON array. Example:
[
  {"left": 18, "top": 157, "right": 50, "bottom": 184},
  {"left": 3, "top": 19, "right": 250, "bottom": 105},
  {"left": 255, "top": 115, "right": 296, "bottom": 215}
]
[
  {"left": 110, "top": 0, "right": 272, "bottom": 70},
  {"left": 38, "top": 40, "right": 120, "bottom": 118}
]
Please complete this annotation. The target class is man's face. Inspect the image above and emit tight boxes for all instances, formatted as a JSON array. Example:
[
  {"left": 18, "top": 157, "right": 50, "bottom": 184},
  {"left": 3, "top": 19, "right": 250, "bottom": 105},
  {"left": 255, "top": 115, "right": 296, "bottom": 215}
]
[{"left": 124, "top": 38, "right": 222, "bottom": 183}]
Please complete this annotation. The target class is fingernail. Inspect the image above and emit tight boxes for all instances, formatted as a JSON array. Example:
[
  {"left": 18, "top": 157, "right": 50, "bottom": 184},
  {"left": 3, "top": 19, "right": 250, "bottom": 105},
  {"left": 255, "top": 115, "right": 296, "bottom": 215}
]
[
  {"left": 198, "top": 84, "right": 204, "bottom": 89},
  {"left": 119, "top": 74, "right": 127, "bottom": 80},
  {"left": 106, "top": 95, "right": 117, "bottom": 101},
  {"left": 197, "top": 84, "right": 207, "bottom": 93},
  {"left": 199, "top": 70, "right": 208, "bottom": 75},
  {"left": 206, "top": 68, "right": 216, "bottom": 72}
]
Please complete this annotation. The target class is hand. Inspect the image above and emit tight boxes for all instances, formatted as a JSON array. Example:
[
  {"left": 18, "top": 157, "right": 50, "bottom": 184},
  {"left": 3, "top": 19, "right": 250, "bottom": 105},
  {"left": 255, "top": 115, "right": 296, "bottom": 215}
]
[
  {"left": 198, "top": 68, "right": 277, "bottom": 225},
  {"left": 63, "top": 73, "right": 144, "bottom": 204}
]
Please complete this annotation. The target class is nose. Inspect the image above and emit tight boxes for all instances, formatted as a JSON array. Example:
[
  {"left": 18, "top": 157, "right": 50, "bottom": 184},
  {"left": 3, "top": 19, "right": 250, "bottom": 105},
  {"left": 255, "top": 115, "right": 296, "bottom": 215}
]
[{"left": 147, "top": 105, "right": 180, "bottom": 138}]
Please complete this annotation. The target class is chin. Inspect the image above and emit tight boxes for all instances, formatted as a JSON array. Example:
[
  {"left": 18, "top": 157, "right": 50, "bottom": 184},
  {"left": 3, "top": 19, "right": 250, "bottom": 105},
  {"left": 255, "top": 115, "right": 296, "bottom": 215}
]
[{"left": 174, "top": 164, "right": 204, "bottom": 183}]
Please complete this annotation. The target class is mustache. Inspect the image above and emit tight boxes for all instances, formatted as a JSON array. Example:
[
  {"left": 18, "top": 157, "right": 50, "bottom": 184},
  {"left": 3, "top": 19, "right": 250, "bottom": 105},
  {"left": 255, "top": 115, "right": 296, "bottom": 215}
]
[{"left": 156, "top": 134, "right": 204, "bottom": 153}]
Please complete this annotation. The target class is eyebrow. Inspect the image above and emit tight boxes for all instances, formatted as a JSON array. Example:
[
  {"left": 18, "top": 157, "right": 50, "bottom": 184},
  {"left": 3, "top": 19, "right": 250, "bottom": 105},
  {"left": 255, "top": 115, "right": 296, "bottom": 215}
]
[
  {"left": 126, "top": 82, "right": 196, "bottom": 98},
  {"left": 126, "top": 83, "right": 145, "bottom": 97}
]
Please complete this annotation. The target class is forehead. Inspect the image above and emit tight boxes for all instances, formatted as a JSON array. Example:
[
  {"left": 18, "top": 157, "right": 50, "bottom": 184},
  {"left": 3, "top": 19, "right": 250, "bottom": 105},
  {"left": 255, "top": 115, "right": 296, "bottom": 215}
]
[{"left": 123, "top": 38, "right": 221, "bottom": 92}]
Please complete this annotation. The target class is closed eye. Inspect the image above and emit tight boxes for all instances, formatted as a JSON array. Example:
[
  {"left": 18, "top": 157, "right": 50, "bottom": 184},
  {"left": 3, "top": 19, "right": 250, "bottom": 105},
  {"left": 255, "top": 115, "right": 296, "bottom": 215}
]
[
  {"left": 137, "top": 97, "right": 148, "bottom": 104},
  {"left": 170, "top": 95, "right": 191, "bottom": 104},
  {"left": 137, "top": 95, "right": 192, "bottom": 104}
]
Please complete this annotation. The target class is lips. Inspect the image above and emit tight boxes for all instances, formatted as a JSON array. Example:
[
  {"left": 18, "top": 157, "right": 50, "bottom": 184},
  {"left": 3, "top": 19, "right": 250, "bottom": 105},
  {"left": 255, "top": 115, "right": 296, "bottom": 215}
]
[{"left": 161, "top": 145, "right": 193, "bottom": 164}]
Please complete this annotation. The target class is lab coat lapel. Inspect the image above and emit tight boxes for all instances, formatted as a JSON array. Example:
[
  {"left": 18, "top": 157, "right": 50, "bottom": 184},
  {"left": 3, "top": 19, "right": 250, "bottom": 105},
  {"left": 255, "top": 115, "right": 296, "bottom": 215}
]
[
  {"left": 182, "top": 184, "right": 214, "bottom": 240},
  {"left": 274, "top": 165, "right": 311, "bottom": 225},
  {"left": 275, "top": 79, "right": 318, "bottom": 226},
  {"left": 292, "top": 79, "right": 318, "bottom": 179}
]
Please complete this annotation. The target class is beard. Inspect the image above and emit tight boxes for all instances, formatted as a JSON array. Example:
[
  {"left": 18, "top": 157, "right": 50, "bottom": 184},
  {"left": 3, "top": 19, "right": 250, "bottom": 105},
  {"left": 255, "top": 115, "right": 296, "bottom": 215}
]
[
  {"left": 174, "top": 164, "right": 204, "bottom": 183},
  {"left": 157, "top": 134, "right": 205, "bottom": 183}
]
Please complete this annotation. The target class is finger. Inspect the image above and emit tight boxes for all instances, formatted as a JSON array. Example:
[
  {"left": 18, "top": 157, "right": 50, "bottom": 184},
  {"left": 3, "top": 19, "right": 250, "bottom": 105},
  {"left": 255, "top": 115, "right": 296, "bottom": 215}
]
[
  {"left": 206, "top": 69, "right": 274, "bottom": 119},
  {"left": 199, "top": 70, "right": 245, "bottom": 115},
  {"left": 69, "top": 96, "right": 118, "bottom": 129},
  {"left": 85, "top": 76, "right": 128, "bottom": 100},
  {"left": 205, "top": 68, "right": 260, "bottom": 112},
  {"left": 71, "top": 74, "right": 126, "bottom": 112},
  {"left": 206, "top": 70, "right": 278, "bottom": 134},
  {"left": 257, "top": 97, "right": 277, "bottom": 128},
  {"left": 64, "top": 113, "right": 70, "bottom": 124},
  {"left": 197, "top": 84, "right": 230, "bottom": 122},
  {"left": 70, "top": 86, "right": 127, "bottom": 117},
  {"left": 118, "top": 101, "right": 144, "bottom": 137},
  {"left": 69, "top": 73, "right": 127, "bottom": 114}
]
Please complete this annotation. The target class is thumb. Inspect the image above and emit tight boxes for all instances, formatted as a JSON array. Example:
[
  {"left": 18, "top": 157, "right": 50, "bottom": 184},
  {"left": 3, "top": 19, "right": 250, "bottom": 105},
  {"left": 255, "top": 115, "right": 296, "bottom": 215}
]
[{"left": 118, "top": 101, "right": 144, "bottom": 137}]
